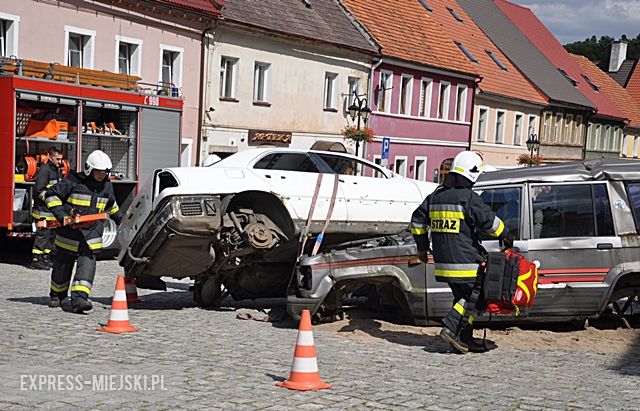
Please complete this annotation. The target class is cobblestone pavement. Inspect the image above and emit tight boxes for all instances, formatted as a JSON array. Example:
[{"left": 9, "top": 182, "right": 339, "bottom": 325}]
[{"left": 1, "top": 255, "right": 639, "bottom": 410}]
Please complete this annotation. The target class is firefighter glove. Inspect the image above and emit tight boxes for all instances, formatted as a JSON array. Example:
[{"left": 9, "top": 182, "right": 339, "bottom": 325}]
[
  {"left": 417, "top": 250, "right": 429, "bottom": 263},
  {"left": 500, "top": 231, "right": 515, "bottom": 249}
]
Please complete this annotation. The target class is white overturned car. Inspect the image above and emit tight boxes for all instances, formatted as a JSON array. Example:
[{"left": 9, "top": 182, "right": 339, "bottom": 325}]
[{"left": 118, "top": 148, "right": 437, "bottom": 305}]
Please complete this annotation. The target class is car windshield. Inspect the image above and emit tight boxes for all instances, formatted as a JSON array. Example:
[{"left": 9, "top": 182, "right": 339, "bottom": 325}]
[{"left": 315, "top": 153, "right": 387, "bottom": 178}]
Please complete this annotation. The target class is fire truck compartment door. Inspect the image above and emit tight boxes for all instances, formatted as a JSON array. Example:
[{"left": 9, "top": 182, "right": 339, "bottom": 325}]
[{"left": 140, "top": 108, "right": 181, "bottom": 186}]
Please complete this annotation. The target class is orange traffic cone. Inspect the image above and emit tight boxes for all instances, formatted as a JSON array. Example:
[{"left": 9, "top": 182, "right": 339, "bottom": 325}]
[
  {"left": 97, "top": 275, "right": 139, "bottom": 334},
  {"left": 277, "top": 309, "right": 331, "bottom": 391},
  {"left": 125, "top": 278, "right": 143, "bottom": 303}
]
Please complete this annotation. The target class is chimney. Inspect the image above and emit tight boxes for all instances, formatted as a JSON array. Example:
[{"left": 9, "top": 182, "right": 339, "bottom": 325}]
[{"left": 609, "top": 40, "right": 628, "bottom": 72}]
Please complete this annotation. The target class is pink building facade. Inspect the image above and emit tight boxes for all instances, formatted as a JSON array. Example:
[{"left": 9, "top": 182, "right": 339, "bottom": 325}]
[
  {"left": 364, "top": 61, "right": 475, "bottom": 183},
  {"left": 0, "top": 0, "right": 218, "bottom": 165}
]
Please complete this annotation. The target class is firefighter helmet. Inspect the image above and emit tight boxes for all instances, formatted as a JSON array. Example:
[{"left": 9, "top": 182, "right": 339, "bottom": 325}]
[
  {"left": 84, "top": 150, "right": 112, "bottom": 175},
  {"left": 450, "top": 151, "right": 484, "bottom": 183}
]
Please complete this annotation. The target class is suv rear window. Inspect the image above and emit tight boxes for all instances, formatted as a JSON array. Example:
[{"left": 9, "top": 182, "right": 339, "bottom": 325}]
[
  {"left": 628, "top": 183, "right": 640, "bottom": 231},
  {"left": 531, "top": 184, "right": 614, "bottom": 238}
]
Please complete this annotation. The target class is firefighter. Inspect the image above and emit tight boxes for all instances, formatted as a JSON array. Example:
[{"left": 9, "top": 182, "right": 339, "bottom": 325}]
[
  {"left": 30, "top": 147, "right": 64, "bottom": 270},
  {"left": 410, "top": 151, "right": 513, "bottom": 353},
  {"left": 44, "top": 150, "right": 123, "bottom": 312}
]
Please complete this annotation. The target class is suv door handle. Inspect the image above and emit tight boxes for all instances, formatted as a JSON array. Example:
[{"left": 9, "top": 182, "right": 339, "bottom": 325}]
[{"left": 597, "top": 243, "right": 613, "bottom": 249}]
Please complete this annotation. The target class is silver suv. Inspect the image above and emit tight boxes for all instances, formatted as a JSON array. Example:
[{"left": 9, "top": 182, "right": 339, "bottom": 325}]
[{"left": 287, "top": 158, "right": 640, "bottom": 325}]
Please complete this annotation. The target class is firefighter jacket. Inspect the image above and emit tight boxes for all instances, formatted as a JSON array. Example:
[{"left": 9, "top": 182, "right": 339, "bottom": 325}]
[
  {"left": 44, "top": 171, "right": 123, "bottom": 254},
  {"left": 32, "top": 162, "right": 63, "bottom": 221},
  {"left": 410, "top": 185, "right": 507, "bottom": 282}
]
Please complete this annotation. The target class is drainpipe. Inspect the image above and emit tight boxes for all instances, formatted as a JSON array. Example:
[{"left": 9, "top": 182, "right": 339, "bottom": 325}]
[
  {"left": 364, "top": 57, "right": 383, "bottom": 161},
  {"left": 196, "top": 24, "right": 217, "bottom": 166}
]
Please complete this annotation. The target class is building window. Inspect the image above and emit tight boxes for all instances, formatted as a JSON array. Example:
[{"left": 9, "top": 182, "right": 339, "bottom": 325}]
[
  {"left": 378, "top": 71, "right": 392, "bottom": 113},
  {"left": 558, "top": 68, "right": 577, "bottom": 86},
  {"left": 477, "top": 107, "right": 488, "bottom": 141},
  {"left": 591, "top": 124, "right": 601, "bottom": 150},
  {"left": 160, "top": 45, "right": 183, "bottom": 92},
  {"left": 254, "top": 62, "right": 270, "bottom": 103},
  {"left": 0, "top": 12, "right": 20, "bottom": 57},
  {"left": 603, "top": 125, "right": 611, "bottom": 151},
  {"left": 514, "top": 113, "right": 523, "bottom": 145},
  {"left": 324, "top": 72, "right": 338, "bottom": 110},
  {"left": 495, "top": 110, "right": 505, "bottom": 143},
  {"left": 455, "top": 41, "right": 477, "bottom": 63},
  {"left": 553, "top": 114, "right": 562, "bottom": 143},
  {"left": 564, "top": 114, "right": 573, "bottom": 143},
  {"left": 486, "top": 50, "right": 507, "bottom": 70},
  {"left": 582, "top": 75, "right": 599, "bottom": 92},
  {"left": 527, "top": 115, "right": 537, "bottom": 141},
  {"left": 542, "top": 112, "right": 552, "bottom": 143},
  {"left": 64, "top": 26, "right": 95, "bottom": 69},
  {"left": 455, "top": 85, "right": 467, "bottom": 122},
  {"left": 419, "top": 78, "right": 433, "bottom": 117},
  {"left": 437, "top": 81, "right": 450, "bottom": 120},
  {"left": 399, "top": 75, "right": 413, "bottom": 115},
  {"left": 634, "top": 136, "right": 640, "bottom": 157},
  {"left": 574, "top": 115, "right": 583, "bottom": 145},
  {"left": 347, "top": 76, "right": 361, "bottom": 107},
  {"left": 220, "top": 56, "right": 238, "bottom": 99},
  {"left": 394, "top": 156, "right": 407, "bottom": 177},
  {"left": 622, "top": 134, "right": 630, "bottom": 156},
  {"left": 414, "top": 157, "right": 427, "bottom": 181},
  {"left": 114, "top": 36, "right": 142, "bottom": 76}
]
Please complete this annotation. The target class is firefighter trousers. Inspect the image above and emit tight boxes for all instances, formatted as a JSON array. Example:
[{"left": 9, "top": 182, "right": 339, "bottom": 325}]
[
  {"left": 49, "top": 249, "right": 96, "bottom": 302},
  {"left": 33, "top": 227, "right": 55, "bottom": 256},
  {"left": 442, "top": 280, "right": 482, "bottom": 338}
]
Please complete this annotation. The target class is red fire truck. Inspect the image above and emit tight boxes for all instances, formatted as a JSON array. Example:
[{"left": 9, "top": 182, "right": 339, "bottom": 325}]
[{"left": 0, "top": 58, "right": 184, "bottom": 250}]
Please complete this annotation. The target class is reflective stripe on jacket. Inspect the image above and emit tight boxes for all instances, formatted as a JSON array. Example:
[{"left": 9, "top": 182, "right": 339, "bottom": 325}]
[
  {"left": 411, "top": 185, "right": 506, "bottom": 282},
  {"left": 45, "top": 171, "right": 123, "bottom": 254}
]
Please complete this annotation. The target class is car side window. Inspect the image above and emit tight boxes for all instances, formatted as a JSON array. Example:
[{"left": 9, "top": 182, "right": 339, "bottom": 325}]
[
  {"left": 253, "top": 153, "right": 319, "bottom": 173},
  {"left": 315, "top": 153, "right": 387, "bottom": 178},
  {"left": 478, "top": 187, "right": 521, "bottom": 239},
  {"left": 531, "top": 184, "right": 612, "bottom": 238},
  {"left": 627, "top": 183, "right": 640, "bottom": 232}
]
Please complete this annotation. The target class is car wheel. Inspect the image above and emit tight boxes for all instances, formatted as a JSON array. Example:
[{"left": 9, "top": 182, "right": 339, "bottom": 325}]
[{"left": 194, "top": 276, "right": 222, "bottom": 308}]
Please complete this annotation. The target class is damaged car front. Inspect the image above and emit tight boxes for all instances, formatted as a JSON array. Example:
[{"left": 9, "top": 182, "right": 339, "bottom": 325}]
[{"left": 118, "top": 148, "right": 438, "bottom": 306}]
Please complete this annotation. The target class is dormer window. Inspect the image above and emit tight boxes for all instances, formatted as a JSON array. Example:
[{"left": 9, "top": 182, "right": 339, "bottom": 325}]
[
  {"left": 455, "top": 41, "right": 477, "bottom": 63},
  {"left": 558, "top": 68, "right": 577, "bottom": 86},
  {"left": 418, "top": 0, "right": 433, "bottom": 12},
  {"left": 582, "top": 75, "right": 600, "bottom": 92},
  {"left": 448, "top": 7, "right": 463, "bottom": 22}
]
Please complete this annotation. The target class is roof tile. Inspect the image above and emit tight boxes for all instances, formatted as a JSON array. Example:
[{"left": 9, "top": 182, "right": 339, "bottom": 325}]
[
  {"left": 221, "top": 0, "right": 376, "bottom": 53},
  {"left": 429, "top": 0, "right": 546, "bottom": 104},
  {"left": 340, "top": 0, "right": 477, "bottom": 76},
  {"left": 154, "top": 0, "right": 223, "bottom": 15},
  {"left": 626, "top": 63, "right": 640, "bottom": 108},
  {"left": 494, "top": 0, "right": 626, "bottom": 120},
  {"left": 573, "top": 54, "right": 640, "bottom": 127}
]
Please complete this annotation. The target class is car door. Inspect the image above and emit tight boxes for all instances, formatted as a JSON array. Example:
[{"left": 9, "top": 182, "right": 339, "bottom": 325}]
[
  {"left": 250, "top": 151, "right": 347, "bottom": 223},
  {"left": 524, "top": 182, "right": 617, "bottom": 317}
]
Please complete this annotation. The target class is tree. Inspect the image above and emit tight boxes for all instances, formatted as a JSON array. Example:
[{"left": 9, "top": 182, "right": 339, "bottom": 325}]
[{"left": 564, "top": 33, "right": 640, "bottom": 63}]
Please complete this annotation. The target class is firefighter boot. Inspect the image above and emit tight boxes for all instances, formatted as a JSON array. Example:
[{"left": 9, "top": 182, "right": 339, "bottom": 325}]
[
  {"left": 71, "top": 297, "right": 93, "bottom": 314},
  {"left": 460, "top": 326, "right": 487, "bottom": 353},
  {"left": 439, "top": 327, "right": 469, "bottom": 354},
  {"left": 30, "top": 255, "right": 49, "bottom": 271},
  {"left": 48, "top": 295, "right": 64, "bottom": 308}
]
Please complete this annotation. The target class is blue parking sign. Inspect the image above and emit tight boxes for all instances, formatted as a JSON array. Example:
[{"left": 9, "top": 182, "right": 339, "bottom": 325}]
[{"left": 381, "top": 137, "right": 390, "bottom": 159}]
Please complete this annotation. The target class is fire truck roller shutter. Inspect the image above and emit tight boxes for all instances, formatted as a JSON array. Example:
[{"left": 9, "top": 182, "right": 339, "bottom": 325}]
[{"left": 140, "top": 108, "right": 181, "bottom": 187}]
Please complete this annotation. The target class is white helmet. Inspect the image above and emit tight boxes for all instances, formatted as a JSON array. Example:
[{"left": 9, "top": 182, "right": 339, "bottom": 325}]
[
  {"left": 450, "top": 151, "right": 485, "bottom": 183},
  {"left": 84, "top": 150, "right": 112, "bottom": 175}
]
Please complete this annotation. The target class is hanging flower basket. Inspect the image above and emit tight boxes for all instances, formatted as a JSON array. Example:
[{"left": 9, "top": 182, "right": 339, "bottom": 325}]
[
  {"left": 342, "top": 126, "right": 374, "bottom": 143},
  {"left": 517, "top": 153, "right": 543, "bottom": 166}
]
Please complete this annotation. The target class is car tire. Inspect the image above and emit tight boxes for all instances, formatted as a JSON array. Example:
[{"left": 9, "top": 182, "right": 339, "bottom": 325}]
[{"left": 194, "top": 276, "right": 222, "bottom": 308}]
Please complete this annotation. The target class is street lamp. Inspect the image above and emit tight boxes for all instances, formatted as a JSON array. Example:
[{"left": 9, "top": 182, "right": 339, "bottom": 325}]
[
  {"left": 525, "top": 134, "right": 540, "bottom": 167},
  {"left": 347, "top": 92, "right": 371, "bottom": 157}
]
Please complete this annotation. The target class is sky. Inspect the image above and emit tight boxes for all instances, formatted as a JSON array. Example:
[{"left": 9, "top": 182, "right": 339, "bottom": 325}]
[{"left": 512, "top": 0, "right": 640, "bottom": 44}]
